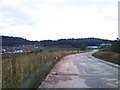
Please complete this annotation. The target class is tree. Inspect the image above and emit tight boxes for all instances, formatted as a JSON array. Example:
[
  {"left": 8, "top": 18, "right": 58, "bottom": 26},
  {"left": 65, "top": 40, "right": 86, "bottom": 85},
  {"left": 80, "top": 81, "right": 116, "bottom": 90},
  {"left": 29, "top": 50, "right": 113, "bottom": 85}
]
[
  {"left": 112, "top": 40, "right": 120, "bottom": 53},
  {"left": 80, "top": 44, "right": 87, "bottom": 50}
]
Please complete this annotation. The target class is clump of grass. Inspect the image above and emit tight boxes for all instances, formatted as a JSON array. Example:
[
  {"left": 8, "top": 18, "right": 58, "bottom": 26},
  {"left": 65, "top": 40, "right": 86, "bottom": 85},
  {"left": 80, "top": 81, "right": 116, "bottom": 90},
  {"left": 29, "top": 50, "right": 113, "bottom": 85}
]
[
  {"left": 92, "top": 50, "right": 119, "bottom": 65},
  {"left": 2, "top": 50, "right": 80, "bottom": 88}
]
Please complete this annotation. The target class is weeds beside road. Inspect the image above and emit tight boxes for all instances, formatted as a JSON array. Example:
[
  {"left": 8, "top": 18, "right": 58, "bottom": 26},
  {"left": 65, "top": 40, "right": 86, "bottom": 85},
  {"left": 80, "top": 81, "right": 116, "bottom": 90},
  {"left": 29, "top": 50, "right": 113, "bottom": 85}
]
[
  {"left": 2, "top": 50, "right": 80, "bottom": 88},
  {"left": 92, "top": 50, "right": 119, "bottom": 65}
]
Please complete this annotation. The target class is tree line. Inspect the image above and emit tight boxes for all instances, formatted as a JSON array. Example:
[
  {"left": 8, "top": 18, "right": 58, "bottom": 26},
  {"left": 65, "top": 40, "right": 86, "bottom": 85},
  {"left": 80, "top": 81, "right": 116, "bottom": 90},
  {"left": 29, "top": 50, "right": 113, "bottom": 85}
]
[{"left": 1, "top": 36, "right": 113, "bottom": 49}]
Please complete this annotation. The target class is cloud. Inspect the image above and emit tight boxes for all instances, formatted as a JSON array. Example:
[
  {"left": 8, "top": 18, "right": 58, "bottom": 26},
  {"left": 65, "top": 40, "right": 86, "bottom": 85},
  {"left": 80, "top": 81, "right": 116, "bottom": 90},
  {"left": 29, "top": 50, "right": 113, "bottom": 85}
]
[{"left": 0, "top": 0, "right": 119, "bottom": 40}]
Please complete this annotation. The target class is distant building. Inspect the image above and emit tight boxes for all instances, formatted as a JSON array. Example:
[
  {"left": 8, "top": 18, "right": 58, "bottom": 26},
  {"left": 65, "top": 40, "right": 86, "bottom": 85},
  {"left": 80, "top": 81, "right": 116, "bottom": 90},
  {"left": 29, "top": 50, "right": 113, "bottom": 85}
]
[
  {"left": 100, "top": 43, "right": 112, "bottom": 48},
  {"left": 22, "top": 46, "right": 34, "bottom": 52},
  {"left": 5, "top": 47, "right": 15, "bottom": 53},
  {"left": 0, "top": 49, "right": 6, "bottom": 53},
  {"left": 2, "top": 49, "right": 6, "bottom": 53},
  {"left": 15, "top": 50, "right": 24, "bottom": 53},
  {"left": 86, "top": 46, "right": 99, "bottom": 49},
  {"left": 2, "top": 45, "right": 35, "bottom": 53}
]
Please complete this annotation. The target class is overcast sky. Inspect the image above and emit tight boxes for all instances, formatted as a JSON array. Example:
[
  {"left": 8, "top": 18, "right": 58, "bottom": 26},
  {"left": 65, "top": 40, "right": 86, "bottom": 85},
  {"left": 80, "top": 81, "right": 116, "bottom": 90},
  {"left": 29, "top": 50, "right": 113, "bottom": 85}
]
[{"left": 0, "top": 0, "right": 119, "bottom": 40}]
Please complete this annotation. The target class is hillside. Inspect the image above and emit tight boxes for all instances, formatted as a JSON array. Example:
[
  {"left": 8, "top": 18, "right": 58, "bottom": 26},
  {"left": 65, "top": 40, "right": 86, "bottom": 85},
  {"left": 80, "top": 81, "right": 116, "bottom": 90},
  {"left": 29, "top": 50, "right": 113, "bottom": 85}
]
[
  {"left": 1, "top": 36, "right": 112, "bottom": 48},
  {"left": 40, "top": 38, "right": 112, "bottom": 49},
  {"left": 1, "top": 36, "right": 38, "bottom": 46}
]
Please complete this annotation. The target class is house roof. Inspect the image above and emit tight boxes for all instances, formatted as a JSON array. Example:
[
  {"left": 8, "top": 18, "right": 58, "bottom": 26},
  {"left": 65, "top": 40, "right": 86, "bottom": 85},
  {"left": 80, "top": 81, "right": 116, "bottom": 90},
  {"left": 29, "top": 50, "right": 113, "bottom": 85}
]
[{"left": 86, "top": 46, "right": 99, "bottom": 49}]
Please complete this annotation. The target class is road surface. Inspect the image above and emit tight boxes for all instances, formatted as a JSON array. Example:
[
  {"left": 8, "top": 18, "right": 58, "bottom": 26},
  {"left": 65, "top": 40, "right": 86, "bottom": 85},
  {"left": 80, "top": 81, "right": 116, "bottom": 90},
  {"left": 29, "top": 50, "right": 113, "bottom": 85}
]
[{"left": 39, "top": 50, "right": 119, "bottom": 88}]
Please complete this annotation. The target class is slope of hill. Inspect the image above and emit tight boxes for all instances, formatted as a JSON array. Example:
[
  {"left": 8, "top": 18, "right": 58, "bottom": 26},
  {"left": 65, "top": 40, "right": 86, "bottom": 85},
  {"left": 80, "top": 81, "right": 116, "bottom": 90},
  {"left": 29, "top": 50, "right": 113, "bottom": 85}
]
[
  {"left": 1, "top": 36, "right": 38, "bottom": 46},
  {"left": 1, "top": 36, "right": 112, "bottom": 48},
  {"left": 40, "top": 38, "right": 112, "bottom": 49}
]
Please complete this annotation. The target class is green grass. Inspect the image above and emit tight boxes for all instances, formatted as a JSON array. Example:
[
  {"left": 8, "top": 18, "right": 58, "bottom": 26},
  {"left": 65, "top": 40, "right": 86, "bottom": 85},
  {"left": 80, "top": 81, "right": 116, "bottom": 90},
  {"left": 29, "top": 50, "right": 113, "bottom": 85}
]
[
  {"left": 92, "top": 50, "right": 119, "bottom": 65},
  {"left": 2, "top": 50, "right": 80, "bottom": 88}
]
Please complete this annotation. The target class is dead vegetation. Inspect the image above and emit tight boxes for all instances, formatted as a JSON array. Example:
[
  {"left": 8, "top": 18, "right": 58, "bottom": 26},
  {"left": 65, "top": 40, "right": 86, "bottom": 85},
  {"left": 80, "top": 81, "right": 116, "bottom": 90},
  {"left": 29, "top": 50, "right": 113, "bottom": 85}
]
[
  {"left": 92, "top": 50, "right": 119, "bottom": 65},
  {"left": 2, "top": 49, "right": 80, "bottom": 88}
]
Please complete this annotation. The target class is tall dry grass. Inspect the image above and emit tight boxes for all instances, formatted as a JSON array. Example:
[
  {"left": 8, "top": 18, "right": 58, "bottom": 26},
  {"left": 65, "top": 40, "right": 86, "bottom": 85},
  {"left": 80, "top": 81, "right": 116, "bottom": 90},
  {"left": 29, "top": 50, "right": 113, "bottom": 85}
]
[
  {"left": 2, "top": 50, "right": 80, "bottom": 88},
  {"left": 92, "top": 50, "right": 119, "bottom": 65}
]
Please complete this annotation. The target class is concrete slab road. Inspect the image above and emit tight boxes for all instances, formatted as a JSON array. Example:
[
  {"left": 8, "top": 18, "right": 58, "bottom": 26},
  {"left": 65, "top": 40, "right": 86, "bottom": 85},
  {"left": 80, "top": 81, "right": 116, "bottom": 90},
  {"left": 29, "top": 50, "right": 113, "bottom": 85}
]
[{"left": 39, "top": 50, "right": 119, "bottom": 88}]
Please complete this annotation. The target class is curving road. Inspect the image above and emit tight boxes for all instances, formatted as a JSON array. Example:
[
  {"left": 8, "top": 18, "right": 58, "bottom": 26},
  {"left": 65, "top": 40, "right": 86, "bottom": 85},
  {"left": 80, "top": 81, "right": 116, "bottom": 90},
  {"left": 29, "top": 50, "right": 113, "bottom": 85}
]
[{"left": 39, "top": 50, "right": 119, "bottom": 88}]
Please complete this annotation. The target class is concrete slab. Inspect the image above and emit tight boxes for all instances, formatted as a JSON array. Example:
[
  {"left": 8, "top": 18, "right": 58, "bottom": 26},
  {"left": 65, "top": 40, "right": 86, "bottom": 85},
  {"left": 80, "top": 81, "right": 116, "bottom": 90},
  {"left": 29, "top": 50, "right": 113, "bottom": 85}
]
[{"left": 38, "top": 50, "right": 119, "bottom": 88}]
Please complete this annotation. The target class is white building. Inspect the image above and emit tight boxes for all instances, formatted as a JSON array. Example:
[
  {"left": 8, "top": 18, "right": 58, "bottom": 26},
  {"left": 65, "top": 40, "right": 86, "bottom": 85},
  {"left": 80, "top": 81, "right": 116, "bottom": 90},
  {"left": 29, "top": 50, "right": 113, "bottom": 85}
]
[
  {"left": 100, "top": 43, "right": 112, "bottom": 47},
  {"left": 15, "top": 50, "right": 24, "bottom": 53},
  {"left": 86, "top": 46, "right": 99, "bottom": 49}
]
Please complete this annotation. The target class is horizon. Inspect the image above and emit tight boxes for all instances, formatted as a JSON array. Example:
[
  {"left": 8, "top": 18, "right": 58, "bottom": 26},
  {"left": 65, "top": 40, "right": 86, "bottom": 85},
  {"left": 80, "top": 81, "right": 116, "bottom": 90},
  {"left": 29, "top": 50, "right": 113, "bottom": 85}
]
[
  {"left": 1, "top": 35, "right": 115, "bottom": 41},
  {"left": 0, "top": 0, "right": 118, "bottom": 41}
]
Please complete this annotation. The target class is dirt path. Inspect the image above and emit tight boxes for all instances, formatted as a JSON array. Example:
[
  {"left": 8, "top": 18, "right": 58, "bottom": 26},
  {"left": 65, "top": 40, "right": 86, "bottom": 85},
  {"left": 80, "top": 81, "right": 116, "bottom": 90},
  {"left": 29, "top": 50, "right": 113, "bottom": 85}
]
[{"left": 39, "top": 50, "right": 119, "bottom": 88}]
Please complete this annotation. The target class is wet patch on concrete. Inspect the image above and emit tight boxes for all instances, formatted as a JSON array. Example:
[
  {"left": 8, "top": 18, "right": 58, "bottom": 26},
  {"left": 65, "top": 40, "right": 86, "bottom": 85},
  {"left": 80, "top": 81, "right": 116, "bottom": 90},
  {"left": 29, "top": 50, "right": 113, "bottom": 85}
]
[
  {"left": 74, "top": 53, "right": 119, "bottom": 88},
  {"left": 44, "top": 73, "right": 72, "bottom": 84},
  {"left": 83, "top": 75, "right": 111, "bottom": 88}
]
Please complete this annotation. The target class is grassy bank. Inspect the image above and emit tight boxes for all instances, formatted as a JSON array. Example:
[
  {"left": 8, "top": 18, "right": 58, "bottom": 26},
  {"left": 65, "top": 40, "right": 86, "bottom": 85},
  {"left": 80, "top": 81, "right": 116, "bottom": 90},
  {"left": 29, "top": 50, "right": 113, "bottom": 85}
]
[
  {"left": 92, "top": 50, "right": 119, "bottom": 65},
  {"left": 2, "top": 50, "right": 80, "bottom": 88}
]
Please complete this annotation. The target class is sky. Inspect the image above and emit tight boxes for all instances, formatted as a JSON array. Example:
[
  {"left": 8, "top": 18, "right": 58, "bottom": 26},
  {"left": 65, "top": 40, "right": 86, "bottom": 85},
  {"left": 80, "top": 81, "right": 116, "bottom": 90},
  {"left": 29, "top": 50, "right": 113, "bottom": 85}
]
[{"left": 0, "top": 0, "right": 119, "bottom": 41}]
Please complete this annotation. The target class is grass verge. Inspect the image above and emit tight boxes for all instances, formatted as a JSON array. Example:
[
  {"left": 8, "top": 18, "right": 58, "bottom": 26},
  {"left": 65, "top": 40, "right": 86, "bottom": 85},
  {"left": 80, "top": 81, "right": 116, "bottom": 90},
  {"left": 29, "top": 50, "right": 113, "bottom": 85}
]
[
  {"left": 2, "top": 50, "right": 80, "bottom": 88},
  {"left": 92, "top": 50, "right": 119, "bottom": 65}
]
